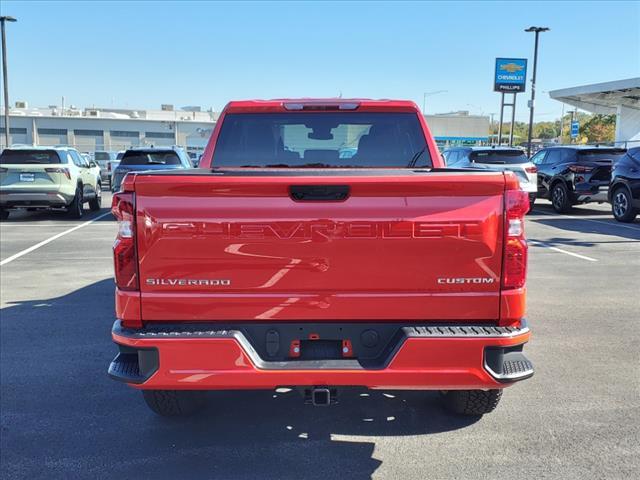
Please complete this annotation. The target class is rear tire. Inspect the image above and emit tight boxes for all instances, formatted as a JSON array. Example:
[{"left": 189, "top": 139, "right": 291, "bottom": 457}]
[
  {"left": 612, "top": 187, "right": 638, "bottom": 223},
  {"left": 551, "top": 182, "right": 572, "bottom": 213},
  {"left": 142, "top": 390, "right": 206, "bottom": 417},
  {"left": 441, "top": 389, "right": 502, "bottom": 416},
  {"left": 0, "top": 209, "right": 9, "bottom": 220},
  {"left": 68, "top": 186, "right": 84, "bottom": 219},
  {"left": 89, "top": 184, "right": 102, "bottom": 211}
]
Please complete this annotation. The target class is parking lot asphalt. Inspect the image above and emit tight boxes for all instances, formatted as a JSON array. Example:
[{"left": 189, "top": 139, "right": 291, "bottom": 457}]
[{"left": 1, "top": 195, "right": 639, "bottom": 480}]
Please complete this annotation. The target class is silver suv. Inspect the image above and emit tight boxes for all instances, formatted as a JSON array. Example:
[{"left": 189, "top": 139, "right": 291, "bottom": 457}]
[{"left": 0, "top": 146, "right": 102, "bottom": 219}]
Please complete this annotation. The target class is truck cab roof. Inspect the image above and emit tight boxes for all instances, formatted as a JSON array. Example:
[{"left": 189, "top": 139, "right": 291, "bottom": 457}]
[{"left": 223, "top": 98, "right": 420, "bottom": 113}]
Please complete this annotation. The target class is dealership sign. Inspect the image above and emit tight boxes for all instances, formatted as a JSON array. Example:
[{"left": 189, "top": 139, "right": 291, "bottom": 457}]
[{"left": 494, "top": 58, "right": 528, "bottom": 93}]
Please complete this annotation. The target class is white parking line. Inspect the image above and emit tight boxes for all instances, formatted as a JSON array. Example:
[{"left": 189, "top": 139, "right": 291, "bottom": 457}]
[
  {"left": 0, "top": 212, "right": 112, "bottom": 266},
  {"left": 530, "top": 241, "right": 598, "bottom": 262}
]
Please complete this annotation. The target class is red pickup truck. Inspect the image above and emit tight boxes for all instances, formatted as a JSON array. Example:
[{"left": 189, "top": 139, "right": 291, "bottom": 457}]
[{"left": 109, "top": 99, "right": 533, "bottom": 417}]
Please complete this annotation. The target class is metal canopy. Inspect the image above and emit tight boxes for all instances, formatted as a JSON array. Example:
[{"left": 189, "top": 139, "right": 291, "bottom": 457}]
[{"left": 549, "top": 78, "right": 640, "bottom": 114}]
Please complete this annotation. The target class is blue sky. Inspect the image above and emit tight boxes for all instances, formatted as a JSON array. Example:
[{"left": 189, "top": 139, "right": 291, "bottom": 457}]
[{"left": 2, "top": 1, "right": 639, "bottom": 121}]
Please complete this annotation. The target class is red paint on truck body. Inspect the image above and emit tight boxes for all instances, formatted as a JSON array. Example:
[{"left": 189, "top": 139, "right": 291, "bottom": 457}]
[{"left": 111, "top": 99, "right": 529, "bottom": 391}]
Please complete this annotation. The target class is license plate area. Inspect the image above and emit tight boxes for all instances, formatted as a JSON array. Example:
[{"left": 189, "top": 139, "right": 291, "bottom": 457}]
[
  {"left": 297, "top": 339, "right": 344, "bottom": 360},
  {"left": 20, "top": 173, "right": 35, "bottom": 182}
]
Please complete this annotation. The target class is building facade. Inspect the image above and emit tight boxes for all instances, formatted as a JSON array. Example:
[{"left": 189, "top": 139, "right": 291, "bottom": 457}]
[
  {"left": 425, "top": 112, "right": 490, "bottom": 147},
  {"left": 0, "top": 105, "right": 217, "bottom": 156}
]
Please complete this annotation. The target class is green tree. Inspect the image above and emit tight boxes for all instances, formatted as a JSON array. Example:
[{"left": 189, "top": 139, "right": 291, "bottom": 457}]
[
  {"left": 489, "top": 112, "right": 616, "bottom": 145},
  {"left": 580, "top": 114, "right": 616, "bottom": 143},
  {"left": 534, "top": 122, "right": 558, "bottom": 139}
]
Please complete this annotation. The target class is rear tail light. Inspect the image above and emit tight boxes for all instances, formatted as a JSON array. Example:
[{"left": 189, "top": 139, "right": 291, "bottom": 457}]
[
  {"left": 112, "top": 192, "right": 139, "bottom": 291},
  {"left": 45, "top": 167, "right": 71, "bottom": 180},
  {"left": 525, "top": 166, "right": 538, "bottom": 174},
  {"left": 568, "top": 165, "right": 594, "bottom": 173},
  {"left": 502, "top": 189, "right": 529, "bottom": 290}
]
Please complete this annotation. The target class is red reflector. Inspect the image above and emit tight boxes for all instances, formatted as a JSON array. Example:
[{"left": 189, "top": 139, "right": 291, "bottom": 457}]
[
  {"left": 112, "top": 192, "right": 138, "bottom": 291},
  {"left": 502, "top": 238, "right": 528, "bottom": 289},
  {"left": 113, "top": 238, "right": 138, "bottom": 290}
]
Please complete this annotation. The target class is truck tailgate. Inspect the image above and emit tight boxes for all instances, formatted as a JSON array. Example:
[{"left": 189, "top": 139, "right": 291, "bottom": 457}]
[{"left": 133, "top": 171, "right": 507, "bottom": 322}]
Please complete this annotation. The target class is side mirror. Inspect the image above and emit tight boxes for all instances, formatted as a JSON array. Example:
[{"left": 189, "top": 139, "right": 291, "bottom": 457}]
[{"left": 89, "top": 161, "right": 97, "bottom": 167}]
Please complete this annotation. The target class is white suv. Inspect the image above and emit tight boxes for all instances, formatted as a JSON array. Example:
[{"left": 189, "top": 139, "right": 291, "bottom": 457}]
[
  {"left": 0, "top": 146, "right": 102, "bottom": 219},
  {"left": 442, "top": 146, "right": 538, "bottom": 210}
]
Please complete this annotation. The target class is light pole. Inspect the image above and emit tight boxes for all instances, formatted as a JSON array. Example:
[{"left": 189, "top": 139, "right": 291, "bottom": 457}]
[
  {"left": 525, "top": 26, "right": 549, "bottom": 157},
  {"left": 558, "top": 102, "right": 565, "bottom": 143},
  {"left": 422, "top": 90, "right": 447, "bottom": 114},
  {"left": 1, "top": 15, "right": 17, "bottom": 149}
]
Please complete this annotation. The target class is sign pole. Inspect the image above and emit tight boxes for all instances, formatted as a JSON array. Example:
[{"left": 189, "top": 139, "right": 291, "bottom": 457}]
[
  {"left": 497, "top": 92, "right": 505, "bottom": 146},
  {"left": 509, "top": 93, "right": 517, "bottom": 147},
  {"left": 558, "top": 102, "right": 565, "bottom": 142},
  {"left": 571, "top": 110, "right": 575, "bottom": 144}
]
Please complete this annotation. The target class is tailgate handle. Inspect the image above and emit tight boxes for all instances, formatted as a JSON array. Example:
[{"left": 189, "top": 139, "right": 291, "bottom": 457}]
[{"left": 290, "top": 185, "right": 350, "bottom": 201}]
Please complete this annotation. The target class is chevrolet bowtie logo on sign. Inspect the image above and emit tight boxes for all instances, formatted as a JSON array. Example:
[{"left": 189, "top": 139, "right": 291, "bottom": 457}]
[
  {"left": 500, "top": 63, "right": 525, "bottom": 73},
  {"left": 494, "top": 58, "right": 528, "bottom": 93}
]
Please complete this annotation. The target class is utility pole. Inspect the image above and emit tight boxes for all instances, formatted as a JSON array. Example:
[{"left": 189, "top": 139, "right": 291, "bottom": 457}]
[
  {"left": 1, "top": 16, "right": 18, "bottom": 149},
  {"left": 498, "top": 94, "right": 505, "bottom": 146},
  {"left": 489, "top": 113, "right": 496, "bottom": 145},
  {"left": 525, "top": 26, "right": 549, "bottom": 157}
]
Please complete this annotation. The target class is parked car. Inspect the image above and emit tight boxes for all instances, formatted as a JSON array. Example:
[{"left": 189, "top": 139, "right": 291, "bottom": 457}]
[
  {"left": 94, "top": 151, "right": 118, "bottom": 186},
  {"left": 531, "top": 146, "right": 626, "bottom": 213},
  {"left": 609, "top": 146, "right": 640, "bottom": 222},
  {"left": 109, "top": 99, "right": 533, "bottom": 418},
  {"left": 88, "top": 158, "right": 102, "bottom": 184},
  {"left": 111, "top": 146, "right": 192, "bottom": 192},
  {"left": 0, "top": 146, "right": 102, "bottom": 219},
  {"left": 107, "top": 151, "right": 125, "bottom": 183},
  {"left": 442, "top": 146, "right": 538, "bottom": 208}
]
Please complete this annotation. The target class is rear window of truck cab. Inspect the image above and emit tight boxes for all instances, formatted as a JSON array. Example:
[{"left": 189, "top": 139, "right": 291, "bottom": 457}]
[
  {"left": 212, "top": 112, "right": 431, "bottom": 168},
  {"left": 0, "top": 149, "right": 62, "bottom": 164},
  {"left": 119, "top": 151, "right": 182, "bottom": 166},
  {"left": 469, "top": 150, "right": 528, "bottom": 165}
]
